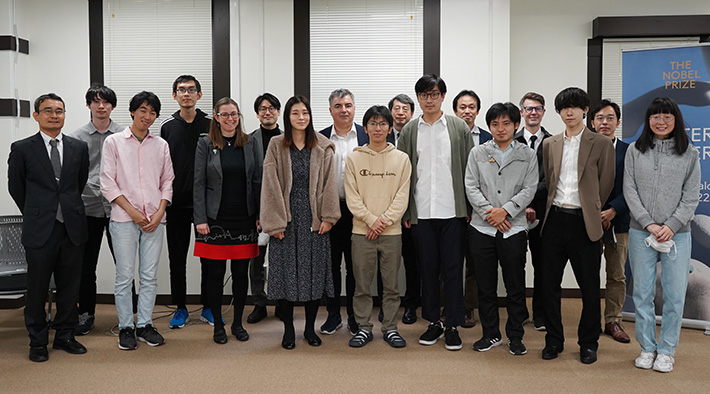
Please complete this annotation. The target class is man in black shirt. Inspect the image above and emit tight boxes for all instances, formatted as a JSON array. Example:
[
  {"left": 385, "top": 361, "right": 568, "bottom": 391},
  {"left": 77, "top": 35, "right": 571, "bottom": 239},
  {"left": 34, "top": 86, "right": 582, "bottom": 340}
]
[
  {"left": 246, "top": 93, "right": 283, "bottom": 324},
  {"left": 160, "top": 75, "right": 212, "bottom": 328}
]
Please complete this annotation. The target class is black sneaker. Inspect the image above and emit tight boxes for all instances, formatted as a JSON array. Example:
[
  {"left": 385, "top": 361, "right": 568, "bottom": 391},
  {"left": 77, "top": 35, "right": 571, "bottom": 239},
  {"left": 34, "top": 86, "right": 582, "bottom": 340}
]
[
  {"left": 533, "top": 317, "right": 546, "bottom": 331},
  {"left": 508, "top": 337, "right": 527, "bottom": 355},
  {"left": 444, "top": 327, "right": 463, "bottom": 351},
  {"left": 320, "top": 314, "right": 342, "bottom": 335},
  {"left": 473, "top": 336, "right": 503, "bottom": 352},
  {"left": 347, "top": 314, "right": 359, "bottom": 336},
  {"left": 75, "top": 312, "right": 95, "bottom": 336},
  {"left": 348, "top": 329, "right": 373, "bottom": 348},
  {"left": 118, "top": 327, "right": 137, "bottom": 350},
  {"left": 247, "top": 305, "right": 267, "bottom": 324},
  {"left": 136, "top": 324, "right": 165, "bottom": 347},
  {"left": 383, "top": 330, "right": 407, "bottom": 348},
  {"left": 418, "top": 321, "right": 444, "bottom": 345}
]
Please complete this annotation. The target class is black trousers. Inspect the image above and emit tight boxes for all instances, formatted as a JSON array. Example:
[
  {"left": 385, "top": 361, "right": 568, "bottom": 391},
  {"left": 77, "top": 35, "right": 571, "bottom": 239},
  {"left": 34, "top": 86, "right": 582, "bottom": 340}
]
[
  {"left": 463, "top": 234, "right": 479, "bottom": 310},
  {"left": 166, "top": 207, "right": 207, "bottom": 309},
  {"left": 77, "top": 216, "right": 119, "bottom": 315},
  {"left": 469, "top": 227, "right": 527, "bottom": 339},
  {"left": 411, "top": 218, "right": 466, "bottom": 327},
  {"left": 203, "top": 258, "right": 250, "bottom": 330},
  {"left": 528, "top": 222, "right": 544, "bottom": 321},
  {"left": 24, "top": 221, "right": 83, "bottom": 346},
  {"left": 541, "top": 209, "right": 602, "bottom": 350},
  {"left": 249, "top": 244, "right": 268, "bottom": 307},
  {"left": 326, "top": 200, "right": 355, "bottom": 317}
]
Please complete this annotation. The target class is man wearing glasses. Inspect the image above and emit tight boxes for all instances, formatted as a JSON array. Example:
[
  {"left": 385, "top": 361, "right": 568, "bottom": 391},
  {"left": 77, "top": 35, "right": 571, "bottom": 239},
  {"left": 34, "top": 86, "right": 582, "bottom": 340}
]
[
  {"left": 513, "top": 92, "right": 551, "bottom": 332},
  {"left": 590, "top": 99, "right": 631, "bottom": 344},
  {"left": 397, "top": 74, "right": 473, "bottom": 351},
  {"left": 160, "top": 75, "right": 212, "bottom": 329},
  {"left": 9, "top": 93, "right": 90, "bottom": 362},
  {"left": 245, "top": 93, "right": 283, "bottom": 324}
]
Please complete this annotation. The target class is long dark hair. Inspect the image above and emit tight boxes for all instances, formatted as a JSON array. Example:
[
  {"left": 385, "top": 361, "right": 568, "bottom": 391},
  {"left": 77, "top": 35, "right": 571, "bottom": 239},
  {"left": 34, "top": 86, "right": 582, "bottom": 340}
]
[
  {"left": 635, "top": 97, "right": 689, "bottom": 155},
  {"left": 283, "top": 95, "right": 317, "bottom": 150},
  {"left": 209, "top": 97, "right": 248, "bottom": 149}
]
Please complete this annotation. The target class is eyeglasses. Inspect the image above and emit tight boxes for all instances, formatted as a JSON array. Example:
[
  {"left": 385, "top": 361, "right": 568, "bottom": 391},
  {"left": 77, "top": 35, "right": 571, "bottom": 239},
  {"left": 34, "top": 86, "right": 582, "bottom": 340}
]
[
  {"left": 523, "top": 106, "right": 544, "bottom": 113},
  {"left": 650, "top": 114, "right": 674, "bottom": 123},
  {"left": 367, "top": 121, "right": 390, "bottom": 128},
  {"left": 176, "top": 87, "right": 198, "bottom": 94},
  {"left": 217, "top": 112, "right": 241, "bottom": 119},
  {"left": 594, "top": 114, "right": 617, "bottom": 122},
  {"left": 258, "top": 106, "right": 277, "bottom": 113},
  {"left": 38, "top": 108, "right": 65, "bottom": 116},
  {"left": 417, "top": 91, "right": 441, "bottom": 100}
]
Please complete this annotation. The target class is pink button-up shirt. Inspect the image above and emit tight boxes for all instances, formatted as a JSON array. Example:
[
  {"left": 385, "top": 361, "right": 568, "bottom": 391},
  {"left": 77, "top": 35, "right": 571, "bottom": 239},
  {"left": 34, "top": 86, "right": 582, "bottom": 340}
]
[{"left": 100, "top": 127, "right": 175, "bottom": 223}]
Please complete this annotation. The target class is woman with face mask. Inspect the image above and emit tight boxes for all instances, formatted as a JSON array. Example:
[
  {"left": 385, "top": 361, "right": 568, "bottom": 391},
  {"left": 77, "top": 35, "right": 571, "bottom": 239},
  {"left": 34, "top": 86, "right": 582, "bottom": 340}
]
[{"left": 623, "top": 97, "right": 700, "bottom": 373}]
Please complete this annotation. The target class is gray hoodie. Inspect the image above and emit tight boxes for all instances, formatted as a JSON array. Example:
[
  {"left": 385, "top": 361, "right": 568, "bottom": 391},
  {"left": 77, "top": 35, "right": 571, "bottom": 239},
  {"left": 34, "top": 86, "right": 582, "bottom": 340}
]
[{"left": 623, "top": 139, "right": 700, "bottom": 233}]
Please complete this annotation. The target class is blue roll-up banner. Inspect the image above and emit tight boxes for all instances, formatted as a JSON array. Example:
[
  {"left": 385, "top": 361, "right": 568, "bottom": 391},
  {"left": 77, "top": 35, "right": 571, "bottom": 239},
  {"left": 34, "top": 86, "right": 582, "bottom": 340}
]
[{"left": 621, "top": 44, "right": 710, "bottom": 333}]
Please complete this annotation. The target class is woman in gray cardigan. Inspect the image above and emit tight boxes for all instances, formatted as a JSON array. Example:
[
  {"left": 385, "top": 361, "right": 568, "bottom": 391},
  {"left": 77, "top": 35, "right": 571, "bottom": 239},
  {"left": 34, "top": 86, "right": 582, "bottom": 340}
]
[
  {"left": 193, "top": 97, "right": 262, "bottom": 344},
  {"left": 624, "top": 97, "right": 700, "bottom": 373}
]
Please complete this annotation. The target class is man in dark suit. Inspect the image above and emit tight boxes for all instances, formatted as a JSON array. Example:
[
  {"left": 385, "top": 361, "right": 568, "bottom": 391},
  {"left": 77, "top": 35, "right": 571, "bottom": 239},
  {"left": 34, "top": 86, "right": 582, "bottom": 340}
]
[
  {"left": 513, "top": 92, "right": 552, "bottom": 331},
  {"left": 319, "top": 88, "right": 367, "bottom": 335},
  {"left": 590, "top": 99, "right": 631, "bottom": 344},
  {"left": 453, "top": 89, "right": 491, "bottom": 328},
  {"left": 539, "top": 87, "right": 615, "bottom": 364},
  {"left": 8, "top": 93, "right": 90, "bottom": 362}
]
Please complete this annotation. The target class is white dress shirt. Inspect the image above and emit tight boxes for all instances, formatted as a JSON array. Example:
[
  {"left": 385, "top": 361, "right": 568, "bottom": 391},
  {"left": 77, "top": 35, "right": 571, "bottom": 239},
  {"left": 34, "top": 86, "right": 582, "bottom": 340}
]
[
  {"left": 415, "top": 113, "right": 455, "bottom": 219},
  {"left": 553, "top": 130, "right": 582, "bottom": 208},
  {"left": 523, "top": 128, "right": 542, "bottom": 154},
  {"left": 471, "top": 125, "right": 482, "bottom": 147},
  {"left": 329, "top": 123, "right": 359, "bottom": 200},
  {"left": 40, "top": 130, "right": 64, "bottom": 165}
]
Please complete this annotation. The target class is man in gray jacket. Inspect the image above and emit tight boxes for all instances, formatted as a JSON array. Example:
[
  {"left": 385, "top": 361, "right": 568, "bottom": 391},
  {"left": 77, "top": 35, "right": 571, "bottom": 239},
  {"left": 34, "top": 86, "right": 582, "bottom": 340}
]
[{"left": 465, "top": 102, "right": 538, "bottom": 355}]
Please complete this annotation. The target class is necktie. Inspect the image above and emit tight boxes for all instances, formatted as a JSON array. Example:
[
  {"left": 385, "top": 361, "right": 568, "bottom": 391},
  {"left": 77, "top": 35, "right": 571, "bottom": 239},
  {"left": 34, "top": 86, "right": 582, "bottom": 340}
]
[
  {"left": 530, "top": 135, "right": 537, "bottom": 150},
  {"left": 49, "top": 139, "right": 64, "bottom": 223}
]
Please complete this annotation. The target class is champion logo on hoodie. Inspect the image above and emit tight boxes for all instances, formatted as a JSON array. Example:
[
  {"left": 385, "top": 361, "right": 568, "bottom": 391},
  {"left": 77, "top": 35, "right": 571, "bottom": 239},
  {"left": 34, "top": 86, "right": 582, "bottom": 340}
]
[{"left": 359, "top": 169, "right": 398, "bottom": 178}]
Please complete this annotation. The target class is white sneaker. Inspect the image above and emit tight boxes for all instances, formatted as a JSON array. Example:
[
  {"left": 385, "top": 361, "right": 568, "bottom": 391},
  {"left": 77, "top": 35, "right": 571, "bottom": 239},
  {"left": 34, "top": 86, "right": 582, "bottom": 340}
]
[
  {"left": 652, "top": 353, "right": 674, "bottom": 373},
  {"left": 634, "top": 351, "right": 656, "bottom": 369}
]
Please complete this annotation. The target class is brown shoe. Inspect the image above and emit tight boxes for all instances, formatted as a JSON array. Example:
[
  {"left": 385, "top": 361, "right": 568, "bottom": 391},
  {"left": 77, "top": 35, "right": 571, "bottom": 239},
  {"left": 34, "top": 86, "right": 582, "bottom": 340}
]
[
  {"left": 461, "top": 308, "right": 476, "bottom": 328},
  {"left": 604, "top": 322, "right": 631, "bottom": 343}
]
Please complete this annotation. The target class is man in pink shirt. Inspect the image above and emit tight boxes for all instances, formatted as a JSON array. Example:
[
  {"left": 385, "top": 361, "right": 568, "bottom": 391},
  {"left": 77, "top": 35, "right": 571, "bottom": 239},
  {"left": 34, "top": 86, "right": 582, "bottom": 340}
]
[{"left": 100, "top": 91, "right": 174, "bottom": 351}]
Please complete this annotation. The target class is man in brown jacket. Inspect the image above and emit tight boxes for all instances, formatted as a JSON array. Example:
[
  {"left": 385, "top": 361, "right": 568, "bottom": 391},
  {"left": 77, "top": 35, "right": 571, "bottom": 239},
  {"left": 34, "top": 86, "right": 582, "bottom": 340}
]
[{"left": 539, "top": 87, "right": 615, "bottom": 365}]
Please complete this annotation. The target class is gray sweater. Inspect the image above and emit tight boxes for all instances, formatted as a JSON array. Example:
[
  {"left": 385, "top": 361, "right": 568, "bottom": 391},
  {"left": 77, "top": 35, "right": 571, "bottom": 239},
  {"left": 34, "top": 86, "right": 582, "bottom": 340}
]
[
  {"left": 465, "top": 140, "right": 538, "bottom": 230},
  {"left": 623, "top": 139, "right": 700, "bottom": 233}
]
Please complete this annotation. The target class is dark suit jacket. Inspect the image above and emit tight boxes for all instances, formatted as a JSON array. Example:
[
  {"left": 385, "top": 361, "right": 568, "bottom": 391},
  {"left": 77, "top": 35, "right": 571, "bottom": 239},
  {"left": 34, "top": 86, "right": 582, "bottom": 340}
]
[
  {"left": 604, "top": 139, "right": 630, "bottom": 233},
  {"left": 541, "top": 127, "right": 615, "bottom": 242},
  {"left": 514, "top": 126, "right": 552, "bottom": 217},
  {"left": 478, "top": 128, "right": 492, "bottom": 144},
  {"left": 8, "top": 132, "right": 89, "bottom": 248},
  {"left": 319, "top": 123, "right": 395, "bottom": 145},
  {"left": 192, "top": 135, "right": 263, "bottom": 225}
]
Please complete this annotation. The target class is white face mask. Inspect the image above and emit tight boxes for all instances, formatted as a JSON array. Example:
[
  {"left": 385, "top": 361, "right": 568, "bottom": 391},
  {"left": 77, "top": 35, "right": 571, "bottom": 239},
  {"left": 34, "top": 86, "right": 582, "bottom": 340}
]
[{"left": 644, "top": 234, "right": 677, "bottom": 260}]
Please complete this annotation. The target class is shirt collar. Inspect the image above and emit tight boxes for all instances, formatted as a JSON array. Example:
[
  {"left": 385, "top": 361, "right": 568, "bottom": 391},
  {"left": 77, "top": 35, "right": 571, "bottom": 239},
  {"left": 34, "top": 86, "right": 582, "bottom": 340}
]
[
  {"left": 89, "top": 119, "right": 120, "bottom": 135},
  {"left": 471, "top": 125, "right": 480, "bottom": 135},
  {"left": 40, "top": 130, "right": 63, "bottom": 145},
  {"left": 122, "top": 126, "right": 153, "bottom": 140},
  {"left": 418, "top": 112, "right": 447, "bottom": 127},
  {"left": 330, "top": 123, "right": 357, "bottom": 140}
]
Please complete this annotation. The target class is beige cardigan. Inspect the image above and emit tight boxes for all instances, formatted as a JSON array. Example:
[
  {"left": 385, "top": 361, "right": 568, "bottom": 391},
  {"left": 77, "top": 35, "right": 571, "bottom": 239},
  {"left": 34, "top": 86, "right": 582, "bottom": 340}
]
[{"left": 260, "top": 133, "right": 341, "bottom": 235}]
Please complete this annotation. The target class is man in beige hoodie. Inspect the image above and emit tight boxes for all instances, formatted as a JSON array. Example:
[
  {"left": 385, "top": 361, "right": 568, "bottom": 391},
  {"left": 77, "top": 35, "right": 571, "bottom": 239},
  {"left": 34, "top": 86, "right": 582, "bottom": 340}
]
[{"left": 344, "top": 105, "right": 412, "bottom": 348}]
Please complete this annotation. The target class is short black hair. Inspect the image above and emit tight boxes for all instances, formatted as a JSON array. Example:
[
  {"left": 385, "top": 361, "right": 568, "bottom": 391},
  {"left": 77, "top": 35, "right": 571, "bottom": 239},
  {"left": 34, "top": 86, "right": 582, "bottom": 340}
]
[
  {"left": 554, "top": 87, "right": 590, "bottom": 113},
  {"left": 485, "top": 102, "right": 521, "bottom": 128},
  {"left": 253, "top": 93, "right": 281, "bottom": 113},
  {"left": 362, "top": 105, "right": 393, "bottom": 128},
  {"left": 34, "top": 93, "right": 64, "bottom": 113},
  {"left": 590, "top": 99, "right": 621, "bottom": 121},
  {"left": 388, "top": 94, "right": 415, "bottom": 113},
  {"left": 85, "top": 83, "right": 117, "bottom": 108},
  {"left": 414, "top": 74, "right": 447, "bottom": 94},
  {"left": 172, "top": 75, "right": 201, "bottom": 93},
  {"left": 129, "top": 91, "right": 161, "bottom": 118},
  {"left": 452, "top": 90, "right": 481, "bottom": 113}
]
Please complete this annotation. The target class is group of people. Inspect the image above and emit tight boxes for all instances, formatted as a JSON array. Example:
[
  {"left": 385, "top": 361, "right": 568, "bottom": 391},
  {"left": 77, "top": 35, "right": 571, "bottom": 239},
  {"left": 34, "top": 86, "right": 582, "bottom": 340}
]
[{"left": 8, "top": 74, "right": 699, "bottom": 374}]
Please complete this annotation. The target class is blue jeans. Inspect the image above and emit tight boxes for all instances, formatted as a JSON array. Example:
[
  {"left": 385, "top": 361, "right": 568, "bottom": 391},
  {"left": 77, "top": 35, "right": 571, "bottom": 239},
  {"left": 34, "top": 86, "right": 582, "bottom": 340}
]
[
  {"left": 628, "top": 228, "right": 691, "bottom": 356},
  {"left": 110, "top": 221, "right": 164, "bottom": 329}
]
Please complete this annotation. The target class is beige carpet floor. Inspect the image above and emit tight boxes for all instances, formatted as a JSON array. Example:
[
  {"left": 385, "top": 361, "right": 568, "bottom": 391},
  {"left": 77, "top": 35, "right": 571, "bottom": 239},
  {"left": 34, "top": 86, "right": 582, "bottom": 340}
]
[{"left": 0, "top": 299, "right": 708, "bottom": 393}]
